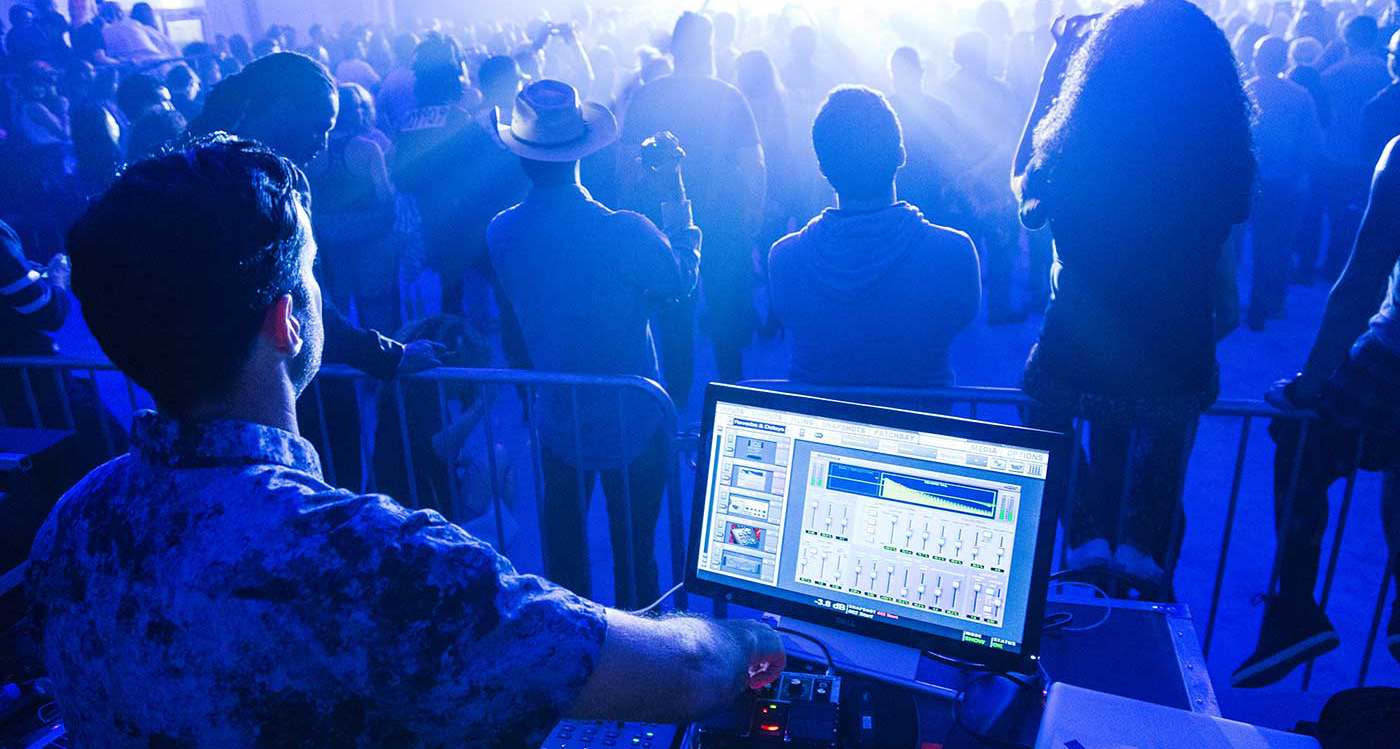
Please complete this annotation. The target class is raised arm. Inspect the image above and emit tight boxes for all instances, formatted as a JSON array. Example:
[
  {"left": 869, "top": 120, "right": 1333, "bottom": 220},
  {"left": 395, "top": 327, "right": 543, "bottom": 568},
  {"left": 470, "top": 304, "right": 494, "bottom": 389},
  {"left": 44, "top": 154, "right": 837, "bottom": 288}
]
[
  {"left": 1286, "top": 136, "right": 1400, "bottom": 403},
  {"left": 1011, "top": 15, "right": 1097, "bottom": 188},
  {"left": 567, "top": 611, "right": 785, "bottom": 722}
]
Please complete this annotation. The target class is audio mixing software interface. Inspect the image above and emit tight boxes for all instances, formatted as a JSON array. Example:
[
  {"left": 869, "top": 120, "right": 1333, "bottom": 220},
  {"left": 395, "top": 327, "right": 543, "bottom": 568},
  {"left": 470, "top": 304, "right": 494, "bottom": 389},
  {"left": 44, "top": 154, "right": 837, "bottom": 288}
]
[{"left": 695, "top": 400, "right": 1050, "bottom": 653}]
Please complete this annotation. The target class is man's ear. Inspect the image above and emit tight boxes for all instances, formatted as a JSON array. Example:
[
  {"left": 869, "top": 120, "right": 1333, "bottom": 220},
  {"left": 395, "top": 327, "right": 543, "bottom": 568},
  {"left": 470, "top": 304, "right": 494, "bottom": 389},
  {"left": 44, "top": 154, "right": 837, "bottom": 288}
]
[{"left": 262, "top": 293, "right": 303, "bottom": 357}]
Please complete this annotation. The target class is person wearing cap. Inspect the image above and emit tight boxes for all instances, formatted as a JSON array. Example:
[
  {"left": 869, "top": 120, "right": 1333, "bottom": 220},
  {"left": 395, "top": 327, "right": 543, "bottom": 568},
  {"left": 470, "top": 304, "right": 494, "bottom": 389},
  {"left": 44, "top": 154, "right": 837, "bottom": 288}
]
[{"left": 487, "top": 79, "right": 701, "bottom": 610}]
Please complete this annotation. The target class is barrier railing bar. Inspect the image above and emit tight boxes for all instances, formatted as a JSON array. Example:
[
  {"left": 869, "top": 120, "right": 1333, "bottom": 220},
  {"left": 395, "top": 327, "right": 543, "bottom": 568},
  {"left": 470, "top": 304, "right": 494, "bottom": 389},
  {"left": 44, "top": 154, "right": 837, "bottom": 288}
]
[
  {"left": 666, "top": 419, "right": 688, "bottom": 611},
  {"left": 309, "top": 380, "right": 337, "bottom": 487},
  {"left": 1357, "top": 565, "right": 1394, "bottom": 687},
  {"left": 1268, "top": 420, "right": 1311, "bottom": 598},
  {"left": 87, "top": 368, "right": 115, "bottom": 458},
  {"left": 526, "top": 386, "right": 550, "bottom": 573},
  {"left": 1203, "top": 415, "right": 1252, "bottom": 657},
  {"left": 1303, "top": 433, "right": 1366, "bottom": 690},
  {"left": 569, "top": 386, "right": 592, "bottom": 594},
  {"left": 479, "top": 387, "right": 508, "bottom": 552},
  {"left": 19, "top": 368, "right": 42, "bottom": 428},
  {"left": 392, "top": 380, "right": 420, "bottom": 509},
  {"left": 616, "top": 389, "right": 638, "bottom": 609},
  {"left": 1059, "top": 418, "right": 1084, "bottom": 571},
  {"left": 51, "top": 369, "right": 75, "bottom": 432},
  {"left": 433, "top": 381, "right": 463, "bottom": 521}
]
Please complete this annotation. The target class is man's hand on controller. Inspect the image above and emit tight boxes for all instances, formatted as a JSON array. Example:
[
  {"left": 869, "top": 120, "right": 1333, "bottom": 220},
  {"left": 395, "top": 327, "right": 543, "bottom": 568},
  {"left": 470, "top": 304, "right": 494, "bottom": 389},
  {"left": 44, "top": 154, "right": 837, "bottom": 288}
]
[
  {"left": 731, "top": 619, "right": 787, "bottom": 690},
  {"left": 398, "top": 340, "right": 448, "bottom": 374}
]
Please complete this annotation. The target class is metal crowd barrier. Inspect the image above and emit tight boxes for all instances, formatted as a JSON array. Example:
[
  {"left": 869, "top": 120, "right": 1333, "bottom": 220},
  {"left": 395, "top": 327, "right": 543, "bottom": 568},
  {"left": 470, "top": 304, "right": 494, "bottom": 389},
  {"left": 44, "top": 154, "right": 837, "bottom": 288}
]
[
  {"left": 2, "top": 355, "right": 1394, "bottom": 692},
  {"left": 0, "top": 357, "right": 686, "bottom": 612},
  {"left": 738, "top": 379, "right": 1397, "bottom": 692}
]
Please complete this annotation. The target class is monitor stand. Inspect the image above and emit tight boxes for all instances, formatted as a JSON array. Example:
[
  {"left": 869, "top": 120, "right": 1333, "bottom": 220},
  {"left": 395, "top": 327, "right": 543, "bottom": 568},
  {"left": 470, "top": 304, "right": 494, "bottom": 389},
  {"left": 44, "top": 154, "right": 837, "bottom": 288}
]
[{"left": 765, "top": 615, "right": 961, "bottom": 700}]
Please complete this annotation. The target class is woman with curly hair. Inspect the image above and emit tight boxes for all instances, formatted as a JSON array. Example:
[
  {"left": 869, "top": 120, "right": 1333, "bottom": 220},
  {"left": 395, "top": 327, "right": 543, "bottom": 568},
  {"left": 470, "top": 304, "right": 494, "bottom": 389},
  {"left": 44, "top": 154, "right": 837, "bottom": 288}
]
[{"left": 1011, "top": 0, "right": 1255, "bottom": 598}]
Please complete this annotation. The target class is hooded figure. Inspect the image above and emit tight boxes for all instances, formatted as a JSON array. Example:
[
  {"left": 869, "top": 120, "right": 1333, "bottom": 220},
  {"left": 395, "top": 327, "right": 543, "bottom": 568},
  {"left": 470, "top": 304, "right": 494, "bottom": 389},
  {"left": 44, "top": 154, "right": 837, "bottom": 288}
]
[{"left": 769, "top": 86, "right": 980, "bottom": 389}]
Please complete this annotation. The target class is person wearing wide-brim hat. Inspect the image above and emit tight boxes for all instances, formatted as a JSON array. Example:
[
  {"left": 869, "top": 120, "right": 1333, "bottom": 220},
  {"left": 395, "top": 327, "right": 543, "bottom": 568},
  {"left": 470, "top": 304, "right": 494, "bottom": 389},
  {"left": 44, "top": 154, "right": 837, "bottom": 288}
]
[
  {"left": 489, "top": 78, "right": 619, "bottom": 161},
  {"left": 486, "top": 78, "right": 702, "bottom": 611}
]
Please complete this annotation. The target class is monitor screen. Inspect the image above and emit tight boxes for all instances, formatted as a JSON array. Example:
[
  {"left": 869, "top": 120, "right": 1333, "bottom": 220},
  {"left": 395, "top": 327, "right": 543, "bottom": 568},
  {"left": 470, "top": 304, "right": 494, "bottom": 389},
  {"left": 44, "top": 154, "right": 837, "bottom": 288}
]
[{"left": 689, "top": 386, "right": 1062, "bottom": 666}]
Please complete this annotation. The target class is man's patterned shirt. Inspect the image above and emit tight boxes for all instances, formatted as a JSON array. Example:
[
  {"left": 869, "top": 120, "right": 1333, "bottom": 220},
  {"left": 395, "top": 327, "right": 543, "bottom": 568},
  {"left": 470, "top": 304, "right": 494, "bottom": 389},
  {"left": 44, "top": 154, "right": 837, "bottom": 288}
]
[{"left": 27, "top": 411, "right": 607, "bottom": 747}]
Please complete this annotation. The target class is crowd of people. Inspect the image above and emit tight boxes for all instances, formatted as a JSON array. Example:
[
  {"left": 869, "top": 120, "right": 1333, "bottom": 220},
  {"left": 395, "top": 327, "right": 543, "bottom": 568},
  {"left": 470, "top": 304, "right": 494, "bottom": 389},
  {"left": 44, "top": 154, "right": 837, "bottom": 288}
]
[{"left": 3, "top": 0, "right": 1400, "bottom": 740}]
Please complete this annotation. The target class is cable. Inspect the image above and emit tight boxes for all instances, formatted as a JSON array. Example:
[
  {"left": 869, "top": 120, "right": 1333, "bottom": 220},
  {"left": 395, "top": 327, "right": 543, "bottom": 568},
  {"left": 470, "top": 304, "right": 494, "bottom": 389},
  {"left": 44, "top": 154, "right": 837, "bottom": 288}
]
[
  {"left": 1041, "top": 610, "right": 1075, "bottom": 631},
  {"left": 775, "top": 626, "right": 835, "bottom": 675},
  {"left": 950, "top": 671, "right": 1036, "bottom": 749},
  {"left": 630, "top": 582, "right": 684, "bottom": 616},
  {"left": 1048, "top": 580, "right": 1113, "bottom": 633},
  {"left": 923, "top": 647, "right": 994, "bottom": 672}
]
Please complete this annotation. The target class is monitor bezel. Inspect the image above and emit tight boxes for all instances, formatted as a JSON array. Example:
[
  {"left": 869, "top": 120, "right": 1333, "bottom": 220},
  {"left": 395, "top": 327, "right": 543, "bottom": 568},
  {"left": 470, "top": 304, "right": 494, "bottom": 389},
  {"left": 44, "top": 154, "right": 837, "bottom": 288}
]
[{"left": 686, "top": 383, "right": 1070, "bottom": 674}]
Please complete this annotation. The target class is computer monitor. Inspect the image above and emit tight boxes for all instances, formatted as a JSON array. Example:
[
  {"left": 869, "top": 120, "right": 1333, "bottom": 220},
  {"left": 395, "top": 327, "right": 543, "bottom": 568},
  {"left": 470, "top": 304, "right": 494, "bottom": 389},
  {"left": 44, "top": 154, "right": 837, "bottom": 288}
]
[{"left": 686, "top": 384, "right": 1069, "bottom": 673}]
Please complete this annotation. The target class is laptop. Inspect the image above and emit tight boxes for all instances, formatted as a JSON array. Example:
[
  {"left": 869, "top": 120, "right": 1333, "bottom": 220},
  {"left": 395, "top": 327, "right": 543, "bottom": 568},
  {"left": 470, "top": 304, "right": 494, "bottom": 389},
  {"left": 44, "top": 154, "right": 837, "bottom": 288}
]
[{"left": 1036, "top": 682, "right": 1321, "bottom": 748}]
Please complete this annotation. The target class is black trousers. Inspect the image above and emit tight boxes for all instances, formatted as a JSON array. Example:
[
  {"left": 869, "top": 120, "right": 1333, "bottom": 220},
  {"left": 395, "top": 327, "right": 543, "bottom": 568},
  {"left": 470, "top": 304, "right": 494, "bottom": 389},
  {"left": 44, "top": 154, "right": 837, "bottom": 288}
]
[
  {"left": 538, "top": 436, "right": 667, "bottom": 609},
  {"left": 1027, "top": 405, "right": 1199, "bottom": 577},
  {"left": 1269, "top": 418, "right": 1400, "bottom": 600},
  {"left": 1249, "top": 180, "right": 1307, "bottom": 324}
]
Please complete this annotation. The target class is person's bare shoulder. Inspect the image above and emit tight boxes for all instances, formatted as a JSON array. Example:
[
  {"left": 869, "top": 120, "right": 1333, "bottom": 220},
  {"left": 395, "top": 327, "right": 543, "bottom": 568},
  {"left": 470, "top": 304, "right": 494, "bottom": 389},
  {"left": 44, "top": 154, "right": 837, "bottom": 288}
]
[{"left": 1375, "top": 135, "right": 1400, "bottom": 197}]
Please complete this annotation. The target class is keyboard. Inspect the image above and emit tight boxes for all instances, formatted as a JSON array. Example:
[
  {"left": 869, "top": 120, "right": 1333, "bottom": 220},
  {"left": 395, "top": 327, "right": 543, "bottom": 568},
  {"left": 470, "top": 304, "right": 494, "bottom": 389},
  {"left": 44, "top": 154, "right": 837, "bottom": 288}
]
[{"left": 538, "top": 720, "right": 682, "bottom": 749}]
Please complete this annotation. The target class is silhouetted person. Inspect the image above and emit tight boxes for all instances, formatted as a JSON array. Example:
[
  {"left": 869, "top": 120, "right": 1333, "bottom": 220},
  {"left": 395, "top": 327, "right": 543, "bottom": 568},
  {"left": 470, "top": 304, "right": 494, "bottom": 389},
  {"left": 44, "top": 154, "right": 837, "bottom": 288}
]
[
  {"left": 30, "top": 135, "right": 784, "bottom": 745},
  {"left": 621, "top": 12, "right": 766, "bottom": 388},
  {"left": 1361, "top": 30, "right": 1400, "bottom": 173},
  {"left": 1289, "top": 35, "right": 1333, "bottom": 284},
  {"left": 1235, "top": 135, "right": 1400, "bottom": 687},
  {"left": 394, "top": 36, "right": 526, "bottom": 323},
  {"left": 713, "top": 11, "right": 739, "bottom": 82},
  {"left": 6, "top": 6, "right": 49, "bottom": 64},
  {"left": 1321, "top": 14, "right": 1390, "bottom": 277},
  {"left": 735, "top": 49, "right": 794, "bottom": 281},
  {"left": 306, "top": 82, "right": 399, "bottom": 336},
  {"left": 944, "top": 30, "right": 1025, "bottom": 323},
  {"left": 887, "top": 46, "right": 978, "bottom": 228},
  {"left": 488, "top": 81, "right": 700, "bottom": 607},
  {"left": 1013, "top": 1, "right": 1255, "bottom": 598},
  {"left": 770, "top": 86, "right": 980, "bottom": 390},
  {"left": 190, "top": 51, "right": 443, "bottom": 489},
  {"left": 1245, "top": 35, "right": 1323, "bottom": 330}
]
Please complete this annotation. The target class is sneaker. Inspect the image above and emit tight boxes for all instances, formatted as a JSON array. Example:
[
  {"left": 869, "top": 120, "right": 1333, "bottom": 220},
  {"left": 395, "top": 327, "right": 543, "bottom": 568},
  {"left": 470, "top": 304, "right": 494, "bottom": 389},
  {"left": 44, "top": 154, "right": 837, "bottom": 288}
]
[
  {"left": 1232, "top": 595, "right": 1340, "bottom": 688},
  {"left": 1115, "top": 545, "right": 1165, "bottom": 585},
  {"left": 1066, "top": 538, "right": 1112, "bottom": 570}
]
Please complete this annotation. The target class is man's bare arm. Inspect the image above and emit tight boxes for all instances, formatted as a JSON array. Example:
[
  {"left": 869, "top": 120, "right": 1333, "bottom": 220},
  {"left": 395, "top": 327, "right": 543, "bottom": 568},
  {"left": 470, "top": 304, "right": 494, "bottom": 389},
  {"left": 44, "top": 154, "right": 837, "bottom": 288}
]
[
  {"left": 567, "top": 611, "right": 786, "bottom": 723},
  {"left": 1295, "top": 136, "right": 1400, "bottom": 400}
]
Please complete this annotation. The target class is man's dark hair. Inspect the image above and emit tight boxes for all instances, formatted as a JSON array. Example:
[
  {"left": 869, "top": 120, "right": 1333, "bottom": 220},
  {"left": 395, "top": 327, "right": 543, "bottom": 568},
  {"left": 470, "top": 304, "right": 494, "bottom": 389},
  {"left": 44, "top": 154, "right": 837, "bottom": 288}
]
[
  {"left": 68, "top": 136, "right": 313, "bottom": 414},
  {"left": 1344, "top": 14, "right": 1379, "bottom": 51},
  {"left": 671, "top": 11, "right": 715, "bottom": 74},
  {"left": 412, "top": 32, "right": 467, "bottom": 107},
  {"left": 188, "top": 52, "right": 333, "bottom": 137},
  {"left": 477, "top": 54, "right": 522, "bottom": 96},
  {"left": 115, "top": 73, "right": 167, "bottom": 121},
  {"left": 811, "top": 86, "right": 905, "bottom": 201}
]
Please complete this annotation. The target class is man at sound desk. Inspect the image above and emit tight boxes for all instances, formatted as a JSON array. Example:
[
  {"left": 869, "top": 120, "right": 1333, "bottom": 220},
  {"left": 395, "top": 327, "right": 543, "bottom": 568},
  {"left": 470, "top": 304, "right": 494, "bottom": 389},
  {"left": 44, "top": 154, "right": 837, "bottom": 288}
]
[{"left": 24, "top": 137, "right": 786, "bottom": 748}]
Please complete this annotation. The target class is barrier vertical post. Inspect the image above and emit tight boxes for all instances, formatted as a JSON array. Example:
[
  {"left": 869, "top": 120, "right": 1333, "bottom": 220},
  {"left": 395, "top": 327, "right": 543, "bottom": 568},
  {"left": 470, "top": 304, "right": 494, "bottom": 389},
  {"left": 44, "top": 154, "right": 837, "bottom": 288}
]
[{"left": 1203, "top": 415, "right": 1252, "bottom": 658}]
